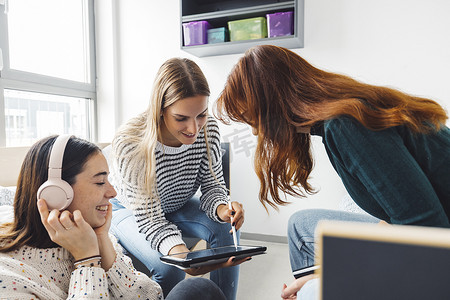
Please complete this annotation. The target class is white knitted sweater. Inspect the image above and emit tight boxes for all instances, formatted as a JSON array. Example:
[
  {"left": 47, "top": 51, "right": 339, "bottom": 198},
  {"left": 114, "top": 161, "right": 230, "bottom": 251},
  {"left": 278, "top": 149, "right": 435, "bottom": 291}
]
[
  {"left": 0, "top": 235, "right": 162, "bottom": 299},
  {"left": 106, "top": 118, "right": 228, "bottom": 255}
]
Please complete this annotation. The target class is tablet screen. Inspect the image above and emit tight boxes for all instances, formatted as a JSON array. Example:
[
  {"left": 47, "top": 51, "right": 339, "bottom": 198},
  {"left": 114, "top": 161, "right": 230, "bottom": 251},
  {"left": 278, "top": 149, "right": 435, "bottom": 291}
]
[{"left": 160, "top": 245, "right": 266, "bottom": 268}]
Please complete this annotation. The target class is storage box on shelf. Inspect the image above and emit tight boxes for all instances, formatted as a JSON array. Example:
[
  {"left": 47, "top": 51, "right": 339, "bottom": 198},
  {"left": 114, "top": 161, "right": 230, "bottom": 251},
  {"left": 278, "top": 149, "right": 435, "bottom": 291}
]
[
  {"left": 180, "top": 0, "right": 304, "bottom": 57},
  {"left": 207, "top": 27, "right": 228, "bottom": 44},
  {"left": 228, "top": 17, "right": 267, "bottom": 41},
  {"left": 182, "top": 20, "right": 211, "bottom": 46},
  {"left": 267, "top": 11, "right": 294, "bottom": 37}
]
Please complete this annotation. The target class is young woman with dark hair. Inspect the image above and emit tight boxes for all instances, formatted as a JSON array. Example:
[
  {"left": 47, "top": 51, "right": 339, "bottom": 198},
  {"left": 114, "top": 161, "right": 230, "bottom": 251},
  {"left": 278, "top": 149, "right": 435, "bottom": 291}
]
[
  {"left": 215, "top": 45, "right": 450, "bottom": 299},
  {"left": 0, "top": 135, "right": 226, "bottom": 300}
]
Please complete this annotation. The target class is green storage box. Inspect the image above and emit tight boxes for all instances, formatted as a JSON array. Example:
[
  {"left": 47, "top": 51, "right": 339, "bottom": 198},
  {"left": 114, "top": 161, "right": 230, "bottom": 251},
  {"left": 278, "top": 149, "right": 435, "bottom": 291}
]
[
  {"left": 207, "top": 27, "right": 227, "bottom": 44},
  {"left": 228, "top": 17, "right": 267, "bottom": 41}
]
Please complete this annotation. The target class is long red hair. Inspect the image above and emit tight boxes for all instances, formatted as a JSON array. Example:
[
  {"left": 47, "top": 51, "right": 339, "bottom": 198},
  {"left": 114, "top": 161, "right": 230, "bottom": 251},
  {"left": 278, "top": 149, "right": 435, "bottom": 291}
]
[{"left": 215, "top": 45, "right": 448, "bottom": 210}]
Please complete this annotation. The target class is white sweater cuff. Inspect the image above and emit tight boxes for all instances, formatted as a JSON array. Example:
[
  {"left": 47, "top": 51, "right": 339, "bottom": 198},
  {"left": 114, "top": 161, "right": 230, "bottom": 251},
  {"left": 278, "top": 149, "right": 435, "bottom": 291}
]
[
  {"left": 106, "top": 255, "right": 163, "bottom": 298},
  {"left": 212, "top": 199, "right": 229, "bottom": 223},
  {"left": 159, "top": 235, "right": 186, "bottom": 255},
  {"left": 69, "top": 267, "right": 108, "bottom": 298}
]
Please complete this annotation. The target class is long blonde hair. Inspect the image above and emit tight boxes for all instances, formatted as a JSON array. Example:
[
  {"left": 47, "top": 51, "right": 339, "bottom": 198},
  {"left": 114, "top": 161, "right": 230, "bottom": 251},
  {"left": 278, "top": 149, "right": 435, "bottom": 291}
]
[{"left": 113, "top": 58, "right": 212, "bottom": 201}]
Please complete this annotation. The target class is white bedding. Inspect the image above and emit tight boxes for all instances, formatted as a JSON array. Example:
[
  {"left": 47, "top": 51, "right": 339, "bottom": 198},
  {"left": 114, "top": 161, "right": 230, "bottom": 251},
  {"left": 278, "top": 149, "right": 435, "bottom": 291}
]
[
  {"left": 0, "top": 186, "right": 15, "bottom": 223},
  {"left": 0, "top": 186, "right": 16, "bottom": 206},
  {"left": 0, "top": 205, "right": 13, "bottom": 223}
]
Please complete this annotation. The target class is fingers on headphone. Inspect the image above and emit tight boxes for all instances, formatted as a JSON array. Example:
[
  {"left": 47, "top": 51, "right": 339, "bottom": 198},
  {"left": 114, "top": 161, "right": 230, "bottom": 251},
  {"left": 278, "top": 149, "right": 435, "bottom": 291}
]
[
  {"left": 60, "top": 210, "right": 73, "bottom": 220},
  {"left": 72, "top": 210, "right": 85, "bottom": 225},
  {"left": 60, "top": 211, "right": 74, "bottom": 228},
  {"left": 37, "top": 199, "right": 48, "bottom": 217},
  {"left": 37, "top": 199, "right": 52, "bottom": 229},
  {"left": 47, "top": 209, "right": 66, "bottom": 231}
]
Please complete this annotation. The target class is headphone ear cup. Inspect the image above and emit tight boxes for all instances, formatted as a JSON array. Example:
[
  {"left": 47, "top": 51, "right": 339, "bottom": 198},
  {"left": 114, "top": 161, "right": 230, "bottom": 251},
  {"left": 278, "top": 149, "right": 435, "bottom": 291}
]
[{"left": 37, "top": 179, "right": 74, "bottom": 211}]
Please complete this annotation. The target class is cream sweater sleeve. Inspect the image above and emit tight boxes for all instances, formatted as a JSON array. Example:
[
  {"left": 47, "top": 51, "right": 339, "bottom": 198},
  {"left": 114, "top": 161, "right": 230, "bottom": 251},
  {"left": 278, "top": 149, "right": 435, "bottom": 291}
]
[{"left": 105, "top": 235, "right": 163, "bottom": 299}]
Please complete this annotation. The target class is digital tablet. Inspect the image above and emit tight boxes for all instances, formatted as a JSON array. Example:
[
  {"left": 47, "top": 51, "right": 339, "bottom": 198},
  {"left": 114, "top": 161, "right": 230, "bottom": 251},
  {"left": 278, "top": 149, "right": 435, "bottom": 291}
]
[{"left": 160, "top": 245, "right": 267, "bottom": 269}]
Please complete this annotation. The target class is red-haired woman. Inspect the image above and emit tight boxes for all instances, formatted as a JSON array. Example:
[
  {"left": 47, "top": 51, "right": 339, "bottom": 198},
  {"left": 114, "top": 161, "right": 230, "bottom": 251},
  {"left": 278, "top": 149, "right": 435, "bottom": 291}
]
[{"left": 215, "top": 45, "right": 450, "bottom": 299}]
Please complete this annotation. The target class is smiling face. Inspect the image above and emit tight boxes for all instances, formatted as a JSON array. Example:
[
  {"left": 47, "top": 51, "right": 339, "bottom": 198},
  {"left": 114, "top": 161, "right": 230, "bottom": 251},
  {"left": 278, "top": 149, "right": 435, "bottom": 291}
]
[
  {"left": 160, "top": 95, "right": 209, "bottom": 147},
  {"left": 66, "top": 152, "right": 117, "bottom": 228}
]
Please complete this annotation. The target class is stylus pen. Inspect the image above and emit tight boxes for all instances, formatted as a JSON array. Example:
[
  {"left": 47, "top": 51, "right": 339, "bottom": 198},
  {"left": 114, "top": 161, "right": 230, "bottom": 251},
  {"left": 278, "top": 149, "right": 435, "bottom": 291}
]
[{"left": 228, "top": 200, "right": 238, "bottom": 250}]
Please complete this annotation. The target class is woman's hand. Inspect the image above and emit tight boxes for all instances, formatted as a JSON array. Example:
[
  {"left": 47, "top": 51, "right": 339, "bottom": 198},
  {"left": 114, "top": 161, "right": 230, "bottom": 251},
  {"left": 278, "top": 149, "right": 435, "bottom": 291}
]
[
  {"left": 216, "top": 201, "right": 245, "bottom": 231},
  {"left": 37, "top": 199, "right": 100, "bottom": 260},
  {"left": 94, "top": 202, "right": 116, "bottom": 271},
  {"left": 168, "top": 243, "right": 251, "bottom": 276},
  {"left": 281, "top": 274, "right": 317, "bottom": 299},
  {"left": 169, "top": 244, "right": 190, "bottom": 256},
  {"left": 94, "top": 202, "right": 112, "bottom": 238},
  {"left": 184, "top": 256, "right": 251, "bottom": 276},
  {"left": 378, "top": 220, "right": 390, "bottom": 226}
]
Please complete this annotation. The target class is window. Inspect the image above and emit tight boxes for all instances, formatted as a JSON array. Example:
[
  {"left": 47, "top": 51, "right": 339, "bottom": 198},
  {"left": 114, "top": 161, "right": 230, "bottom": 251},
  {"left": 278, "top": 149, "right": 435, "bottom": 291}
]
[{"left": 0, "top": 0, "right": 96, "bottom": 147}]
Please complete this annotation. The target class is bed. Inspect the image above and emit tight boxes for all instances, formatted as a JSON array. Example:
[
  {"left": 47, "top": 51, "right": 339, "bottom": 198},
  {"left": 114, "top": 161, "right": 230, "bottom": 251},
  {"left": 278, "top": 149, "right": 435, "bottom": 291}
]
[
  {"left": 0, "top": 146, "right": 30, "bottom": 187},
  {"left": 0, "top": 147, "right": 29, "bottom": 221}
]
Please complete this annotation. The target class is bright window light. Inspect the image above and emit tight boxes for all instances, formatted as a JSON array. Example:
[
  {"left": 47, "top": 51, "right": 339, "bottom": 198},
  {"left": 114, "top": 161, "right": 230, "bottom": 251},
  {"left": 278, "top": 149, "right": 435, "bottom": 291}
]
[
  {"left": 4, "top": 89, "right": 90, "bottom": 147},
  {"left": 7, "top": 0, "right": 91, "bottom": 83}
]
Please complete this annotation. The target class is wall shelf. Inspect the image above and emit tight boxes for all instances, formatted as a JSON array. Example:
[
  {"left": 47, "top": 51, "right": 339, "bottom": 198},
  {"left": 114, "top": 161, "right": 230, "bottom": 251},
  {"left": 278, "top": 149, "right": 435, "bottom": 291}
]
[{"left": 180, "top": 0, "right": 304, "bottom": 57}]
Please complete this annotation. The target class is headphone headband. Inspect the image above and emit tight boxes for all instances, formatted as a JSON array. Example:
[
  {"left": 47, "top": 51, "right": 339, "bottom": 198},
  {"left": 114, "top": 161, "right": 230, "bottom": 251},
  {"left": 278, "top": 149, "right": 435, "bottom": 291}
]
[
  {"left": 48, "top": 135, "right": 71, "bottom": 179},
  {"left": 37, "top": 134, "right": 74, "bottom": 211}
]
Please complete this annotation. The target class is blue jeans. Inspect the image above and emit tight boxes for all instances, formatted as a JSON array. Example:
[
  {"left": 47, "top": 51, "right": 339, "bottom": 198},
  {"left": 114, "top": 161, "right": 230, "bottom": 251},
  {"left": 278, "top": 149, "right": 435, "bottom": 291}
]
[
  {"left": 110, "top": 197, "right": 240, "bottom": 300},
  {"left": 287, "top": 209, "right": 379, "bottom": 271},
  {"left": 166, "top": 277, "right": 226, "bottom": 300},
  {"left": 287, "top": 209, "right": 379, "bottom": 300}
]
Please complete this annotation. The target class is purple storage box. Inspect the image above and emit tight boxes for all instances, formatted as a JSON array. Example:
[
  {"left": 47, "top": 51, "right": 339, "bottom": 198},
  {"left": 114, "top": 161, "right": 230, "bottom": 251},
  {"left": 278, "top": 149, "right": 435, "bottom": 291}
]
[
  {"left": 182, "top": 21, "right": 211, "bottom": 46},
  {"left": 266, "top": 11, "right": 294, "bottom": 37}
]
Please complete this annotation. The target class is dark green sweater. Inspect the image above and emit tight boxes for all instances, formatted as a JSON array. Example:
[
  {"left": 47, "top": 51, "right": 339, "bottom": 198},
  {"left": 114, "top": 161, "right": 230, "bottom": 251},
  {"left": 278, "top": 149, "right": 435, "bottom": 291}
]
[{"left": 312, "top": 117, "right": 450, "bottom": 227}]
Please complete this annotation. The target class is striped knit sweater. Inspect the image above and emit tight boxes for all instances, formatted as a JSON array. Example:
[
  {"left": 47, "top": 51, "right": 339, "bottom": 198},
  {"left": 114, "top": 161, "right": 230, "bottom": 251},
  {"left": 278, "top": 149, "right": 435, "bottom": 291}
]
[{"left": 107, "top": 117, "right": 228, "bottom": 255}]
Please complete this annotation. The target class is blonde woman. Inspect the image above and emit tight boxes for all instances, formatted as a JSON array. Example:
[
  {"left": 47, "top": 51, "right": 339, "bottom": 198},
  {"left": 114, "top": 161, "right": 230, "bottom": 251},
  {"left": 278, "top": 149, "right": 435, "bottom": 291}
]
[{"left": 106, "top": 58, "right": 247, "bottom": 300}]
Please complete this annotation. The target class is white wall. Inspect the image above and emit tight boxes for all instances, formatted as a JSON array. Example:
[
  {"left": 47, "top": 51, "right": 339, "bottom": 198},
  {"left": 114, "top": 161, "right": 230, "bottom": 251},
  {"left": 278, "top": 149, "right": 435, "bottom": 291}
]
[{"left": 96, "top": 0, "right": 450, "bottom": 237}]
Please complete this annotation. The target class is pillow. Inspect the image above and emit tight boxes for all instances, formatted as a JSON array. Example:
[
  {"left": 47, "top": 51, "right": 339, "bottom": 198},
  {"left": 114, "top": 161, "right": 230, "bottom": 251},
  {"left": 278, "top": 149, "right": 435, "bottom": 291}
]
[
  {"left": 0, "top": 205, "right": 14, "bottom": 224},
  {"left": 0, "top": 186, "right": 15, "bottom": 224},
  {"left": 0, "top": 186, "right": 16, "bottom": 206}
]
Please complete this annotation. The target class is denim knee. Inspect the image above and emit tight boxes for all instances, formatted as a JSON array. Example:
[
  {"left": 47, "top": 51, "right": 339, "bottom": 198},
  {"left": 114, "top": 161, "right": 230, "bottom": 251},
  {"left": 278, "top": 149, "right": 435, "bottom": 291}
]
[
  {"left": 166, "top": 278, "right": 226, "bottom": 300},
  {"left": 288, "top": 209, "right": 323, "bottom": 241},
  {"left": 187, "top": 220, "right": 238, "bottom": 248},
  {"left": 287, "top": 210, "right": 324, "bottom": 270},
  {"left": 110, "top": 208, "right": 134, "bottom": 241}
]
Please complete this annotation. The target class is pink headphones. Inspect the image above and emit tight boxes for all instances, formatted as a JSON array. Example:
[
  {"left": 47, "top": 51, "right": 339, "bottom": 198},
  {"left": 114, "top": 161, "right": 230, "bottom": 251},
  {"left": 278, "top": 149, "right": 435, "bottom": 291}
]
[{"left": 36, "top": 135, "right": 74, "bottom": 211}]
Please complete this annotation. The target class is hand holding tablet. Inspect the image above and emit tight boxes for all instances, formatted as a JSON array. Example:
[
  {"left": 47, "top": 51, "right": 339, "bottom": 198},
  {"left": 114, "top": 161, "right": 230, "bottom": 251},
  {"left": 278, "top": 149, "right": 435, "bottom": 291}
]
[
  {"left": 161, "top": 201, "right": 263, "bottom": 275},
  {"left": 160, "top": 245, "right": 267, "bottom": 270}
]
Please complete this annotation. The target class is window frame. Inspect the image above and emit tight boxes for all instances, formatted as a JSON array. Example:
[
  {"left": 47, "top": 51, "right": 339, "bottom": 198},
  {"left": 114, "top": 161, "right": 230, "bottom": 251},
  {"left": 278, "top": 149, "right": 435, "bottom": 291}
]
[{"left": 0, "top": 0, "right": 97, "bottom": 147}]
